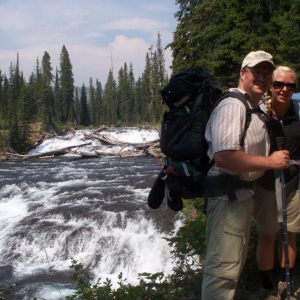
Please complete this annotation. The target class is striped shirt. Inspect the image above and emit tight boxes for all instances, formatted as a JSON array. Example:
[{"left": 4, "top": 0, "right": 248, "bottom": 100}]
[{"left": 205, "top": 88, "right": 270, "bottom": 201}]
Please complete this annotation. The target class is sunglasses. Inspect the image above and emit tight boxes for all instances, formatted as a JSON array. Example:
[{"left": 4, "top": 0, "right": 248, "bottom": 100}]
[
  {"left": 244, "top": 68, "right": 273, "bottom": 79},
  {"left": 272, "top": 81, "right": 296, "bottom": 91}
]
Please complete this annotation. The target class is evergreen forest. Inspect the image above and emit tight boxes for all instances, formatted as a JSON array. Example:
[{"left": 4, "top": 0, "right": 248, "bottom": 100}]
[
  {"left": 1, "top": 0, "right": 300, "bottom": 154},
  {"left": 0, "top": 33, "right": 168, "bottom": 153},
  {"left": 169, "top": 0, "right": 300, "bottom": 87}
]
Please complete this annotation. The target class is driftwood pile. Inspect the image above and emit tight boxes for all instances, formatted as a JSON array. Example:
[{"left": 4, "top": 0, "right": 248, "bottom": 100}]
[{"left": 5, "top": 128, "right": 162, "bottom": 161}]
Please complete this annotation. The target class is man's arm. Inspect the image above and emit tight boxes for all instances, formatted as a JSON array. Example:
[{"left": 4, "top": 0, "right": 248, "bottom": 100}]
[{"left": 214, "top": 150, "right": 289, "bottom": 172}]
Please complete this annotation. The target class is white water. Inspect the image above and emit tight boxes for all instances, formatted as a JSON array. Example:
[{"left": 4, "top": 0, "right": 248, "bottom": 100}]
[
  {"left": 29, "top": 127, "right": 160, "bottom": 155},
  {"left": 0, "top": 127, "right": 185, "bottom": 299}
]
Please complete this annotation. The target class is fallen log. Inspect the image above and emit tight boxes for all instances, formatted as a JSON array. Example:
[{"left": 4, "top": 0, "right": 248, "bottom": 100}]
[
  {"left": 76, "top": 151, "right": 101, "bottom": 158},
  {"left": 22, "top": 142, "right": 91, "bottom": 160},
  {"left": 92, "top": 125, "right": 110, "bottom": 133},
  {"left": 147, "top": 147, "right": 162, "bottom": 158},
  {"left": 117, "top": 150, "right": 147, "bottom": 157},
  {"left": 6, "top": 153, "right": 25, "bottom": 159},
  {"left": 94, "top": 150, "right": 110, "bottom": 156},
  {"left": 134, "top": 139, "right": 160, "bottom": 150},
  {"left": 85, "top": 133, "right": 128, "bottom": 146}
]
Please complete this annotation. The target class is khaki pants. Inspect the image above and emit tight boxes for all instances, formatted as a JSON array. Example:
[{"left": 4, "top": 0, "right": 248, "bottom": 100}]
[{"left": 201, "top": 196, "right": 254, "bottom": 300}]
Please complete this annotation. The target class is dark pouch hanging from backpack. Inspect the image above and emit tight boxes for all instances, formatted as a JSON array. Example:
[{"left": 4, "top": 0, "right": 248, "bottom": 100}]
[
  {"left": 164, "top": 159, "right": 204, "bottom": 199},
  {"left": 147, "top": 168, "right": 166, "bottom": 209}
]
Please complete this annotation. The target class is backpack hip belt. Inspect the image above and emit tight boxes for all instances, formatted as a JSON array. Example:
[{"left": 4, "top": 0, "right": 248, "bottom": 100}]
[{"left": 204, "top": 174, "right": 254, "bottom": 201}]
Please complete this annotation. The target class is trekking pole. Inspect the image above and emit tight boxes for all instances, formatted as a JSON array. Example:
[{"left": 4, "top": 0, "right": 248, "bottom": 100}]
[{"left": 276, "top": 136, "right": 290, "bottom": 300}]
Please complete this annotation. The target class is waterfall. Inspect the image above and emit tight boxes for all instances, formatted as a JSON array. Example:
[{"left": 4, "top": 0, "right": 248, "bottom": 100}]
[{"left": 0, "top": 128, "right": 184, "bottom": 299}]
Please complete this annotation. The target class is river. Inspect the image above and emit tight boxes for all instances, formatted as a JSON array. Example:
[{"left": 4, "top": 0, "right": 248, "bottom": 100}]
[{"left": 0, "top": 128, "right": 183, "bottom": 299}]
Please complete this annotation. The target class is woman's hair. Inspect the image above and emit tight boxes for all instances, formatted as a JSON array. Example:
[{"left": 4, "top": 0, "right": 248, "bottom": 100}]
[
  {"left": 273, "top": 66, "right": 297, "bottom": 84},
  {"left": 265, "top": 91, "right": 272, "bottom": 115},
  {"left": 265, "top": 66, "right": 297, "bottom": 115}
]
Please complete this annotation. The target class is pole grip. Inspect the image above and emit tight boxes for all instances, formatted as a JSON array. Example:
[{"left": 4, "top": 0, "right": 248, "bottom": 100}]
[{"left": 276, "top": 136, "right": 285, "bottom": 151}]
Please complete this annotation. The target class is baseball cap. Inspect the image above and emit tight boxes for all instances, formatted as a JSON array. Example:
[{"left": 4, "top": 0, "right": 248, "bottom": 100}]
[{"left": 242, "top": 50, "right": 275, "bottom": 69}]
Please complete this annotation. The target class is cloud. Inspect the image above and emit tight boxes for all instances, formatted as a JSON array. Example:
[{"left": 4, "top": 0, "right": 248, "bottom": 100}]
[
  {"left": 109, "top": 35, "right": 150, "bottom": 75},
  {"left": 0, "top": 0, "right": 177, "bottom": 86},
  {"left": 83, "top": 32, "right": 105, "bottom": 38},
  {"left": 0, "top": 5, "right": 35, "bottom": 31},
  {"left": 143, "top": 3, "right": 177, "bottom": 14},
  {"left": 69, "top": 34, "right": 172, "bottom": 86},
  {"left": 103, "top": 17, "right": 169, "bottom": 32}
]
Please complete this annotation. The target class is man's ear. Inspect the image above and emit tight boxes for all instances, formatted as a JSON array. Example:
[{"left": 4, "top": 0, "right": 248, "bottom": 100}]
[{"left": 240, "top": 68, "right": 246, "bottom": 79}]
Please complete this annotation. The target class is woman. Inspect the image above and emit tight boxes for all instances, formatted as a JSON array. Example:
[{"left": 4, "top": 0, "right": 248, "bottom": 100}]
[{"left": 255, "top": 66, "right": 299, "bottom": 299}]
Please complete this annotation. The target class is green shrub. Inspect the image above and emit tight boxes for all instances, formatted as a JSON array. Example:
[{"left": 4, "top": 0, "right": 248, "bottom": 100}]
[
  {"left": 66, "top": 259, "right": 178, "bottom": 300},
  {"left": 0, "top": 289, "right": 9, "bottom": 299},
  {"left": 66, "top": 199, "right": 288, "bottom": 300}
]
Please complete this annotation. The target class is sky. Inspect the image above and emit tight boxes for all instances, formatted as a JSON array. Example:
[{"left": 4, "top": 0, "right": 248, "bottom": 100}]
[{"left": 0, "top": 0, "right": 178, "bottom": 87}]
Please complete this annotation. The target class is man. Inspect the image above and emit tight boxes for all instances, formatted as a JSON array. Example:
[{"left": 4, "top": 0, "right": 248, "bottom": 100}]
[{"left": 201, "top": 50, "right": 290, "bottom": 300}]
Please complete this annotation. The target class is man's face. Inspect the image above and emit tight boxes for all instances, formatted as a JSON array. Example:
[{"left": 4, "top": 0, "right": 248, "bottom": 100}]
[{"left": 240, "top": 62, "right": 274, "bottom": 99}]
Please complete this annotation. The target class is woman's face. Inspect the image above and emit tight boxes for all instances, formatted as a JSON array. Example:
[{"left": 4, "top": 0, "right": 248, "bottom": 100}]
[{"left": 271, "top": 70, "right": 296, "bottom": 104}]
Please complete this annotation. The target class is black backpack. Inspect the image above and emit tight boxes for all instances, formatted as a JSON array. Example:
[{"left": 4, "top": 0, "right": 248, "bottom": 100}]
[{"left": 147, "top": 66, "right": 259, "bottom": 211}]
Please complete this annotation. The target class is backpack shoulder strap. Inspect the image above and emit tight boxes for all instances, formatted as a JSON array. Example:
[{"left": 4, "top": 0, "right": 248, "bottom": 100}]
[
  {"left": 270, "top": 100, "right": 299, "bottom": 122},
  {"left": 220, "top": 90, "right": 266, "bottom": 146},
  {"left": 292, "top": 98, "right": 300, "bottom": 120},
  {"left": 290, "top": 99, "right": 300, "bottom": 121},
  {"left": 207, "top": 90, "right": 266, "bottom": 172}
]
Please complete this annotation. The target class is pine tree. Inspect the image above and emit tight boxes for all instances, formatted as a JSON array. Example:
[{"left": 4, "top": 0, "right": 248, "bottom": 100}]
[
  {"left": 74, "top": 87, "right": 80, "bottom": 124},
  {"left": 59, "top": 45, "right": 75, "bottom": 122},
  {"left": 7, "top": 60, "right": 20, "bottom": 132},
  {"left": 128, "top": 63, "right": 135, "bottom": 123},
  {"left": 40, "top": 51, "right": 54, "bottom": 129},
  {"left": 133, "top": 77, "right": 143, "bottom": 124},
  {"left": 13, "top": 53, "right": 21, "bottom": 102},
  {"left": 33, "top": 57, "right": 44, "bottom": 120},
  {"left": 18, "top": 84, "right": 31, "bottom": 144},
  {"left": 150, "top": 50, "right": 164, "bottom": 123},
  {"left": 27, "top": 73, "right": 38, "bottom": 122},
  {"left": 269, "top": 0, "right": 300, "bottom": 83},
  {"left": 8, "top": 116, "right": 21, "bottom": 152},
  {"left": 88, "top": 78, "right": 96, "bottom": 125},
  {"left": 156, "top": 32, "right": 166, "bottom": 86},
  {"left": 6, "top": 56, "right": 23, "bottom": 152},
  {"left": 102, "top": 69, "right": 117, "bottom": 124},
  {"left": 117, "top": 64, "right": 131, "bottom": 125},
  {"left": 94, "top": 79, "right": 103, "bottom": 126},
  {"left": 141, "top": 50, "right": 154, "bottom": 123},
  {"left": 32, "top": 56, "right": 52, "bottom": 128},
  {"left": 41, "top": 51, "right": 54, "bottom": 85},
  {"left": 79, "top": 83, "right": 90, "bottom": 126},
  {"left": 53, "top": 68, "right": 62, "bottom": 122}
]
